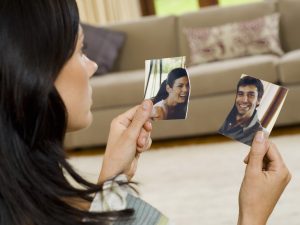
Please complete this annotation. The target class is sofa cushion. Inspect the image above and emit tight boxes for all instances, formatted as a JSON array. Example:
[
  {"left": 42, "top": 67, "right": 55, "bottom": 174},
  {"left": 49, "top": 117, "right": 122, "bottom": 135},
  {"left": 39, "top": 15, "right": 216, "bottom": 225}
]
[
  {"left": 81, "top": 23, "right": 126, "bottom": 75},
  {"left": 278, "top": 0, "right": 300, "bottom": 52},
  {"left": 178, "top": 1, "right": 277, "bottom": 64},
  {"left": 183, "top": 13, "right": 283, "bottom": 65},
  {"left": 278, "top": 49, "right": 300, "bottom": 85},
  {"left": 106, "top": 15, "right": 178, "bottom": 71},
  {"left": 187, "top": 55, "right": 279, "bottom": 97},
  {"left": 91, "top": 69, "right": 145, "bottom": 109}
]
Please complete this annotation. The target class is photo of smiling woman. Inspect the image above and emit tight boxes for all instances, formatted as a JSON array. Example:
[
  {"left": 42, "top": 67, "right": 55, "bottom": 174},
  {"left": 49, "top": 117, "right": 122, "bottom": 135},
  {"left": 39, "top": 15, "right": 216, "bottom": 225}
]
[
  {"left": 144, "top": 56, "right": 190, "bottom": 121},
  {"left": 219, "top": 74, "right": 288, "bottom": 146},
  {"left": 151, "top": 67, "right": 190, "bottom": 120}
]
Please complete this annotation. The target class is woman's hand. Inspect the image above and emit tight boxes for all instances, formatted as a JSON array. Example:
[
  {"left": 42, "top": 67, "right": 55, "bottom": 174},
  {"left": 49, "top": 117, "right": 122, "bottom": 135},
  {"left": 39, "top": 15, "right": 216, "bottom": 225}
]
[
  {"left": 238, "top": 131, "right": 291, "bottom": 225},
  {"left": 99, "top": 100, "right": 153, "bottom": 183}
]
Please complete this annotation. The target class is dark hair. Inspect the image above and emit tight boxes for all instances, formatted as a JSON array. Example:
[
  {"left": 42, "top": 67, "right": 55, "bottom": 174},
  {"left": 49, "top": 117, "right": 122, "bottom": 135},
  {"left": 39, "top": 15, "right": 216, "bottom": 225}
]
[
  {"left": 0, "top": 1, "right": 131, "bottom": 225},
  {"left": 237, "top": 76, "right": 264, "bottom": 99},
  {"left": 152, "top": 67, "right": 188, "bottom": 104}
]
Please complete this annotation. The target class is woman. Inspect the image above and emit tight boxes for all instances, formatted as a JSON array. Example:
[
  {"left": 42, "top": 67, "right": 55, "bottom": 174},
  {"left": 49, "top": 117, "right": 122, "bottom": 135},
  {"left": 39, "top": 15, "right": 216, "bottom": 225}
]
[
  {"left": 0, "top": 1, "right": 291, "bottom": 225},
  {"left": 0, "top": 1, "right": 152, "bottom": 224},
  {"left": 152, "top": 68, "right": 190, "bottom": 120}
]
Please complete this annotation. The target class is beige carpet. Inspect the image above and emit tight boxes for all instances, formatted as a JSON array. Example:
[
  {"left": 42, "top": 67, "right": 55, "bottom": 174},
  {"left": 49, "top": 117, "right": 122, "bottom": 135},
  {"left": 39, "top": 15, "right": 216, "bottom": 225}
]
[{"left": 68, "top": 134, "right": 300, "bottom": 225}]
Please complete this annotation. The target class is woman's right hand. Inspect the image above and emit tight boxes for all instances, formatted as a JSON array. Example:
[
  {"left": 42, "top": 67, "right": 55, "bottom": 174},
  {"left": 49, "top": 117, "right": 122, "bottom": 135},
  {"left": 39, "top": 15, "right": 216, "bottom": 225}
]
[{"left": 238, "top": 131, "right": 291, "bottom": 225}]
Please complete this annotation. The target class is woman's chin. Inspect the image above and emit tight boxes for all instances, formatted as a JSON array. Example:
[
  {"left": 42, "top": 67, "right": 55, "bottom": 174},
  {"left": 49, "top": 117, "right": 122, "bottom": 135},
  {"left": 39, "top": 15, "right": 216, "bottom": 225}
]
[
  {"left": 177, "top": 98, "right": 186, "bottom": 103},
  {"left": 66, "top": 112, "right": 93, "bottom": 132}
]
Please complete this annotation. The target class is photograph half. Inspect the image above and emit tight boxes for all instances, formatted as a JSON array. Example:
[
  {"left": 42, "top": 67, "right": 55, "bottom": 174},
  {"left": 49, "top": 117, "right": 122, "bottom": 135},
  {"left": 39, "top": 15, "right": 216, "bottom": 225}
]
[
  {"left": 144, "top": 56, "right": 191, "bottom": 121},
  {"left": 218, "top": 74, "right": 288, "bottom": 146}
]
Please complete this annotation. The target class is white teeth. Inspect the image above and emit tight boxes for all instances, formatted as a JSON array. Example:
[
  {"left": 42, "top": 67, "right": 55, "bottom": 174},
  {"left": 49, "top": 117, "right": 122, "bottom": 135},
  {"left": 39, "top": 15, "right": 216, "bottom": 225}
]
[{"left": 239, "top": 104, "right": 249, "bottom": 109}]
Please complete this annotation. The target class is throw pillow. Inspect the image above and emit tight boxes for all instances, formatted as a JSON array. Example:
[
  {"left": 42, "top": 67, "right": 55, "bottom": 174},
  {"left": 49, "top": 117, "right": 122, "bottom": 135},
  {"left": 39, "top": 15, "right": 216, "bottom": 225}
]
[
  {"left": 81, "top": 23, "right": 126, "bottom": 75},
  {"left": 183, "top": 13, "right": 284, "bottom": 65}
]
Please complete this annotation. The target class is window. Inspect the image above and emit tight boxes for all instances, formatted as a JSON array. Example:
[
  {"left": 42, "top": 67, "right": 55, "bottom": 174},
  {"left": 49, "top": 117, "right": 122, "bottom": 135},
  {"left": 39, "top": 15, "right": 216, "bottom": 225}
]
[
  {"left": 155, "top": 0, "right": 199, "bottom": 16},
  {"left": 219, "top": 0, "right": 262, "bottom": 7},
  {"left": 153, "top": 0, "right": 263, "bottom": 16}
]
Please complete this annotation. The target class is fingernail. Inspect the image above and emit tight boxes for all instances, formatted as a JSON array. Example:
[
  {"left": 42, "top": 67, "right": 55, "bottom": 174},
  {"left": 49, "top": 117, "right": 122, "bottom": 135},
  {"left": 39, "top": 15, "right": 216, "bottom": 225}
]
[{"left": 255, "top": 131, "right": 265, "bottom": 143}]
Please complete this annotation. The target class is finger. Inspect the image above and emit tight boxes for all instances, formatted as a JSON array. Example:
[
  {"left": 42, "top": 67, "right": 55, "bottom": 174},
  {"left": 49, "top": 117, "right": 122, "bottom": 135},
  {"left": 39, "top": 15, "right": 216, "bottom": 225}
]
[
  {"left": 137, "top": 136, "right": 152, "bottom": 153},
  {"left": 127, "top": 100, "right": 153, "bottom": 139},
  {"left": 265, "top": 142, "right": 285, "bottom": 171},
  {"left": 137, "top": 128, "right": 149, "bottom": 148},
  {"left": 143, "top": 120, "right": 152, "bottom": 132},
  {"left": 247, "top": 131, "right": 269, "bottom": 172},
  {"left": 111, "top": 110, "right": 152, "bottom": 143},
  {"left": 115, "top": 105, "right": 139, "bottom": 128},
  {"left": 144, "top": 137, "right": 152, "bottom": 151}
]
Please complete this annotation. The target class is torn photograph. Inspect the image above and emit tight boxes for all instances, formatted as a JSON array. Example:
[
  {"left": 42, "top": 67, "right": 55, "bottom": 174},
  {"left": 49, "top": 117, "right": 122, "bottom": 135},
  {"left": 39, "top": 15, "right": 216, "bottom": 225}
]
[
  {"left": 144, "top": 56, "right": 191, "bottom": 121},
  {"left": 219, "top": 74, "right": 288, "bottom": 146}
]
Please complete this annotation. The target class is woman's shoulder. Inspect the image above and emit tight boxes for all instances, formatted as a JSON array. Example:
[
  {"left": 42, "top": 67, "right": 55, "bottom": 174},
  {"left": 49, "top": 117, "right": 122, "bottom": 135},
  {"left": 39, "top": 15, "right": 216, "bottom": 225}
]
[
  {"left": 152, "top": 100, "right": 167, "bottom": 120},
  {"left": 153, "top": 99, "right": 165, "bottom": 107}
]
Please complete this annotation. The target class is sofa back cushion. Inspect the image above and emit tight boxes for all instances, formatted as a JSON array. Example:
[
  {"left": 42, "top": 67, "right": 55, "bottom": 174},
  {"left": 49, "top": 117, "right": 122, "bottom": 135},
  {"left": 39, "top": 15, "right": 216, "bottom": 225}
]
[
  {"left": 81, "top": 23, "right": 126, "bottom": 75},
  {"left": 278, "top": 0, "right": 300, "bottom": 52},
  {"left": 183, "top": 13, "right": 283, "bottom": 65},
  {"left": 177, "top": 1, "right": 277, "bottom": 64},
  {"left": 107, "top": 15, "right": 178, "bottom": 71}
]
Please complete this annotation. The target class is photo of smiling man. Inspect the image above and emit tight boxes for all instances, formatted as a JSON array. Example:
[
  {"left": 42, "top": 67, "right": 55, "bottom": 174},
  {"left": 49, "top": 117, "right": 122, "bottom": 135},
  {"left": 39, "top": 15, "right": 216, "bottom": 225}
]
[{"left": 219, "top": 75, "right": 288, "bottom": 146}]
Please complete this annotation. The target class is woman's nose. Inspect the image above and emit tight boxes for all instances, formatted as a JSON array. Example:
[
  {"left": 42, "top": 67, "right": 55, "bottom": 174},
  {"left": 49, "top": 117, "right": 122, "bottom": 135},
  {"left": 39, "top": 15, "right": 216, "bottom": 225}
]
[
  {"left": 89, "top": 60, "right": 98, "bottom": 77},
  {"left": 84, "top": 55, "right": 98, "bottom": 77}
]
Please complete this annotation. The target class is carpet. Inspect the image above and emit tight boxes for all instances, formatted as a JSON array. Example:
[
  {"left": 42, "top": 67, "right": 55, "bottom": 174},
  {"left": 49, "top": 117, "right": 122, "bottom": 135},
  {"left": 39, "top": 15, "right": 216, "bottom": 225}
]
[{"left": 68, "top": 134, "right": 300, "bottom": 225}]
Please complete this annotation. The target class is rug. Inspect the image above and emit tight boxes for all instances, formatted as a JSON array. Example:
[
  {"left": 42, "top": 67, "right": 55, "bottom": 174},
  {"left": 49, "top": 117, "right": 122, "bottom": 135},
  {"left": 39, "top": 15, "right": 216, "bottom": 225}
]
[{"left": 68, "top": 134, "right": 300, "bottom": 225}]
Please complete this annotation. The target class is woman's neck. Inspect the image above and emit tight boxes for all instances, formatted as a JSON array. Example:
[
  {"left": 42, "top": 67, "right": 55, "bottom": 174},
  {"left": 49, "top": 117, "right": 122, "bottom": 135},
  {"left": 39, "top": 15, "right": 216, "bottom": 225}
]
[{"left": 166, "top": 98, "right": 177, "bottom": 107}]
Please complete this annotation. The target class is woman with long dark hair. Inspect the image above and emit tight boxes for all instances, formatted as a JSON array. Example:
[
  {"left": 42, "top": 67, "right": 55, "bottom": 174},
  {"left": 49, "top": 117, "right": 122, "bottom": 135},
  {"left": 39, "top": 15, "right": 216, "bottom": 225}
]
[
  {"left": 152, "top": 68, "right": 190, "bottom": 120},
  {"left": 0, "top": 0, "right": 153, "bottom": 224},
  {"left": 0, "top": 1, "right": 291, "bottom": 225}
]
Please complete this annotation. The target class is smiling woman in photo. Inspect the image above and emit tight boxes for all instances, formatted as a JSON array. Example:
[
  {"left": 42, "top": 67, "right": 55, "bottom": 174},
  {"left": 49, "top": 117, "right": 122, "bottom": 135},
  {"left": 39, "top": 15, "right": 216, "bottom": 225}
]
[{"left": 151, "top": 67, "right": 190, "bottom": 120}]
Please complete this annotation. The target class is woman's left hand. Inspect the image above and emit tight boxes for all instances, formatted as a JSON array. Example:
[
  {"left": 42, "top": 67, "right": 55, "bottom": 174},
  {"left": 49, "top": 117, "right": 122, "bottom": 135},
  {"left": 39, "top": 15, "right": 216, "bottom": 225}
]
[{"left": 99, "top": 100, "right": 153, "bottom": 183}]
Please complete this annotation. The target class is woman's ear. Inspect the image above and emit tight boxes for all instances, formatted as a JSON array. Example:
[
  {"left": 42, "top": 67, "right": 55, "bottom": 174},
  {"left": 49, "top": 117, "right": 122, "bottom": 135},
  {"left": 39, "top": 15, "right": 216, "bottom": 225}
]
[{"left": 166, "top": 84, "right": 171, "bottom": 94}]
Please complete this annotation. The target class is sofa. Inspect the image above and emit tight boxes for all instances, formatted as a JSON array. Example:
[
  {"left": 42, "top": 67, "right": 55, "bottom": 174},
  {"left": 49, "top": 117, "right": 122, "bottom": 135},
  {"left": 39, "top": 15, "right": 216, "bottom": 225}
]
[{"left": 64, "top": 0, "right": 300, "bottom": 149}]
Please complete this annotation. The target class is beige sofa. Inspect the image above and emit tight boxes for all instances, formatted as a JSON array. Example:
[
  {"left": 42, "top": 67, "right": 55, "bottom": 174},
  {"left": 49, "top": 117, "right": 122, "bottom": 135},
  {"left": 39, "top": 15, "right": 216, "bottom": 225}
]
[{"left": 65, "top": 0, "right": 300, "bottom": 149}]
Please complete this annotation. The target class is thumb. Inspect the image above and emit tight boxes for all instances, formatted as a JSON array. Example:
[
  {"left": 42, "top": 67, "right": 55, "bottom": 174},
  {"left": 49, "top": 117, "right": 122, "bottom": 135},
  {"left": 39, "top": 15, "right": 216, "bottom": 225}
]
[
  {"left": 247, "top": 131, "right": 269, "bottom": 171},
  {"left": 243, "top": 153, "right": 250, "bottom": 164},
  {"left": 127, "top": 100, "right": 153, "bottom": 138}
]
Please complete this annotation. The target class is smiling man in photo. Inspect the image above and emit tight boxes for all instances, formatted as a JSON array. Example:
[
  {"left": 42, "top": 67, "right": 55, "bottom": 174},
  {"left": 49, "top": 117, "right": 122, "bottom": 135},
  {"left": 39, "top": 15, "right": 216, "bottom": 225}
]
[{"left": 219, "top": 75, "right": 265, "bottom": 146}]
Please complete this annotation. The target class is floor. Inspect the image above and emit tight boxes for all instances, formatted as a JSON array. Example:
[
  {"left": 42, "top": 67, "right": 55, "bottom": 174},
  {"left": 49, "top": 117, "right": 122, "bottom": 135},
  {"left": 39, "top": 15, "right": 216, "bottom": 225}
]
[{"left": 67, "top": 124, "right": 300, "bottom": 225}]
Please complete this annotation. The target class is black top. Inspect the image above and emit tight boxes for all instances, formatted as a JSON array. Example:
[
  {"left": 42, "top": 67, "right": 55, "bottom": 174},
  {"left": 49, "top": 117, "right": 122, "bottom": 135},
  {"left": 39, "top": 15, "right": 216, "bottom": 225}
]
[{"left": 219, "top": 109, "right": 263, "bottom": 146}]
